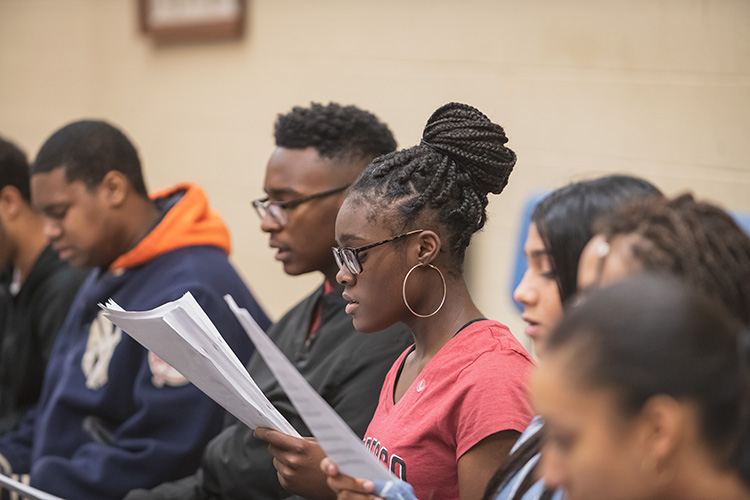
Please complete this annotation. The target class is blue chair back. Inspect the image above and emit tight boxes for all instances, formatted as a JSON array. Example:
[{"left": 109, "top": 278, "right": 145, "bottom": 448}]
[
  {"left": 509, "top": 192, "right": 548, "bottom": 313},
  {"left": 733, "top": 211, "right": 750, "bottom": 234}
]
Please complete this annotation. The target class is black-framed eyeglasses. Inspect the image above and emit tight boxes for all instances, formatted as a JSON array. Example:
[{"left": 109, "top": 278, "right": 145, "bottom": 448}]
[
  {"left": 332, "top": 229, "right": 424, "bottom": 275},
  {"left": 252, "top": 185, "right": 349, "bottom": 227}
]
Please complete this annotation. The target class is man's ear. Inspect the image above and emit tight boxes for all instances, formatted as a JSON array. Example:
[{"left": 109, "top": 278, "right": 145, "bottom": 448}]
[
  {"left": 99, "top": 171, "right": 129, "bottom": 208},
  {"left": 416, "top": 230, "right": 442, "bottom": 264},
  {"left": 0, "top": 185, "right": 25, "bottom": 219}
]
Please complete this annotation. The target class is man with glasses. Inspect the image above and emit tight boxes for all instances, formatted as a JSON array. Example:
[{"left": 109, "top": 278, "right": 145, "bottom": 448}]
[{"left": 128, "top": 102, "right": 412, "bottom": 500}]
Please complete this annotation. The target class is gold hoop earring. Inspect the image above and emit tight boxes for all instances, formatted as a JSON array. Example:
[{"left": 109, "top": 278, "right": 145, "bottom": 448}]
[{"left": 402, "top": 263, "right": 447, "bottom": 318}]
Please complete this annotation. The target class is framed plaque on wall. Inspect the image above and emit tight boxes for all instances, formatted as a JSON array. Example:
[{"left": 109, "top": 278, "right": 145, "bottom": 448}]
[{"left": 138, "top": 0, "right": 245, "bottom": 42}]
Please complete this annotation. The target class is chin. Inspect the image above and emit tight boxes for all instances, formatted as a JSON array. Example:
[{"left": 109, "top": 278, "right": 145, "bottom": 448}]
[
  {"left": 352, "top": 316, "right": 392, "bottom": 335},
  {"left": 281, "top": 262, "right": 304, "bottom": 276},
  {"left": 66, "top": 256, "right": 88, "bottom": 268},
  {"left": 531, "top": 341, "right": 547, "bottom": 358},
  {"left": 283, "top": 259, "right": 321, "bottom": 278},
  {"left": 351, "top": 320, "right": 374, "bottom": 334}
]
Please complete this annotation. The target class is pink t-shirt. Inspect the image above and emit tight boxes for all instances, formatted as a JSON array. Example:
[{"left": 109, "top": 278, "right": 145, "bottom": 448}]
[{"left": 363, "top": 319, "right": 534, "bottom": 500}]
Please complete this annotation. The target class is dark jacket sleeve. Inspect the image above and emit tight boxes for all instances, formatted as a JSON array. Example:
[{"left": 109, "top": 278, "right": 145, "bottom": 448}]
[
  {"left": 31, "top": 267, "right": 88, "bottom": 365},
  {"left": 322, "top": 323, "right": 408, "bottom": 438},
  {"left": 126, "top": 471, "right": 207, "bottom": 500},
  {"left": 0, "top": 405, "right": 36, "bottom": 474}
]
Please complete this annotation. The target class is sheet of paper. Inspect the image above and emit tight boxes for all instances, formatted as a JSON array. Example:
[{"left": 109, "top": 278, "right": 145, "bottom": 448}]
[
  {"left": 0, "top": 474, "right": 64, "bottom": 500},
  {"left": 225, "top": 295, "right": 396, "bottom": 482},
  {"left": 99, "top": 293, "right": 299, "bottom": 437}
]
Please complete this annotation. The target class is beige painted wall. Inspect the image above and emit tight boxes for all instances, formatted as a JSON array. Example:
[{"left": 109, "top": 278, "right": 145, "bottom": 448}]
[{"left": 1, "top": 0, "right": 748, "bottom": 349}]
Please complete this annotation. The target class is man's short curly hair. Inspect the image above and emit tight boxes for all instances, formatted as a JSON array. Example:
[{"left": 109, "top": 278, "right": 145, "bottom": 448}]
[{"left": 274, "top": 102, "right": 396, "bottom": 164}]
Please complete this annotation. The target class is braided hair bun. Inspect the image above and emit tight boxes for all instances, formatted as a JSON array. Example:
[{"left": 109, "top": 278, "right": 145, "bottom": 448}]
[
  {"left": 421, "top": 102, "right": 516, "bottom": 198},
  {"left": 348, "top": 102, "right": 516, "bottom": 265}
]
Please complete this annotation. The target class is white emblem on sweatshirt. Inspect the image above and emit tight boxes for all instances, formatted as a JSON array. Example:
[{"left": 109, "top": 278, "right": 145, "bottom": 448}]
[
  {"left": 148, "top": 352, "right": 188, "bottom": 387},
  {"left": 82, "top": 312, "right": 123, "bottom": 389}
]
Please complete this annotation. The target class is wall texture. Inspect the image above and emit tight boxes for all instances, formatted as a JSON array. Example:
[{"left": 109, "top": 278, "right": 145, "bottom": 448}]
[{"left": 1, "top": 0, "right": 748, "bottom": 349}]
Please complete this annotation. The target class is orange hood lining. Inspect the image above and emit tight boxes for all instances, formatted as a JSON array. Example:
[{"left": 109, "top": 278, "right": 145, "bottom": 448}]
[{"left": 109, "top": 183, "right": 231, "bottom": 271}]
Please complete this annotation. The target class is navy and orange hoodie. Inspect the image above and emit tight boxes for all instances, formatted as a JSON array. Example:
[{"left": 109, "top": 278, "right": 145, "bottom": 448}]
[{"left": 0, "top": 184, "right": 270, "bottom": 500}]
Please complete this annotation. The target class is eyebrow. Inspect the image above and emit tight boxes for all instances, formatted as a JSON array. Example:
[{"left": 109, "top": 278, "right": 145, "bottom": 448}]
[
  {"left": 336, "top": 233, "right": 363, "bottom": 246},
  {"left": 38, "top": 202, "right": 68, "bottom": 213},
  {"left": 526, "top": 249, "right": 551, "bottom": 259},
  {"left": 265, "top": 188, "right": 300, "bottom": 198}
]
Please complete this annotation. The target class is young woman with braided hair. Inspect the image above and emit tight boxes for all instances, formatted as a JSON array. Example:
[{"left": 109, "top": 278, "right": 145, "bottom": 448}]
[
  {"left": 260, "top": 102, "right": 527, "bottom": 500},
  {"left": 318, "top": 174, "right": 661, "bottom": 500},
  {"left": 339, "top": 190, "right": 750, "bottom": 500}
]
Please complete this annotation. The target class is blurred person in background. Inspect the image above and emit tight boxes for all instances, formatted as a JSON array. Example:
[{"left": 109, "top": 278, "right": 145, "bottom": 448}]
[
  {"left": 0, "top": 120, "right": 269, "bottom": 500},
  {"left": 0, "top": 135, "right": 87, "bottom": 436},
  {"left": 485, "top": 175, "right": 661, "bottom": 500},
  {"left": 578, "top": 192, "right": 750, "bottom": 326},
  {"left": 512, "top": 175, "right": 661, "bottom": 359},
  {"left": 533, "top": 275, "right": 750, "bottom": 500},
  {"left": 495, "top": 190, "right": 750, "bottom": 500}
]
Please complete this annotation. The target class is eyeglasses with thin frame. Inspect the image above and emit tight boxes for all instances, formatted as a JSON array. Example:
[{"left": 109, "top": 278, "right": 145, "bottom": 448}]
[
  {"left": 332, "top": 229, "right": 424, "bottom": 275},
  {"left": 252, "top": 185, "right": 349, "bottom": 227}
]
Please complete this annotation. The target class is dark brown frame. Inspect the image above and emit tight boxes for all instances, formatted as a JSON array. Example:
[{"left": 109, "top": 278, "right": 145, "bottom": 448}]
[{"left": 138, "top": 0, "right": 246, "bottom": 42}]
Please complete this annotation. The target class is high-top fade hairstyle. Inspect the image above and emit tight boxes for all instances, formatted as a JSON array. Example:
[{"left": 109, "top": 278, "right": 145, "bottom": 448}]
[
  {"left": 31, "top": 120, "right": 148, "bottom": 197},
  {"left": 274, "top": 102, "right": 397, "bottom": 165},
  {"left": 532, "top": 175, "right": 661, "bottom": 305},
  {"left": 346, "top": 102, "right": 516, "bottom": 267},
  {"left": 547, "top": 275, "right": 750, "bottom": 489},
  {"left": 0, "top": 136, "right": 31, "bottom": 202},
  {"left": 593, "top": 193, "right": 750, "bottom": 326}
]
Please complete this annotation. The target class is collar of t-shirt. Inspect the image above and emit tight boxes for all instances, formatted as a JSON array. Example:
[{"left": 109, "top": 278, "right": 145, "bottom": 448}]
[{"left": 306, "top": 280, "right": 337, "bottom": 343}]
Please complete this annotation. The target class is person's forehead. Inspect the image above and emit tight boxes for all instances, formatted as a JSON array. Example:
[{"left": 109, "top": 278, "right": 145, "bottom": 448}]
[
  {"left": 577, "top": 236, "right": 605, "bottom": 288},
  {"left": 31, "top": 168, "right": 70, "bottom": 194},
  {"left": 532, "top": 349, "right": 606, "bottom": 419},
  {"left": 335, "top": 197, "right": 363, "bottom": 229},
  {"left": 335, "top": 198, "right": 382, "bottom": 244},
  {"left": 265, "top": 147, "right": 340, "bottom": 191},
  {"left": 525, "top": 223, "right": 543, "bottom": 246},
  {"left": 524, "top": 224, "right": 550, "bottom": 258},
  {"left": 598, "top": 236, "right": 641, "bottom": 285},
  {"left": 31, "top": 168, "right": 88, "bottom": 203}
]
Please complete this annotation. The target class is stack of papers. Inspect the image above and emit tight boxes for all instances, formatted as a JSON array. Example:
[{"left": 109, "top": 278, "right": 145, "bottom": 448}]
[
  {"left": 100, "top": 293, "right": 299, "bottom": 437},
  {"left": 99, "top": 292, "right": 395, "bottom": 482},
  {"left": 0, "top": 474, "right": 64, "bottom": 500}
]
